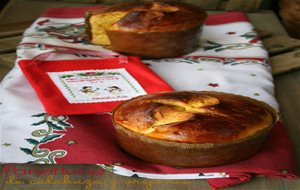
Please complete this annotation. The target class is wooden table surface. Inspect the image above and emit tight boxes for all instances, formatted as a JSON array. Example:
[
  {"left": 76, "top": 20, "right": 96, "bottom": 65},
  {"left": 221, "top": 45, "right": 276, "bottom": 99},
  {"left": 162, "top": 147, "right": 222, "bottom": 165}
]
[{"left": 0, "top": 1, "right": 299, "bottom": 189}]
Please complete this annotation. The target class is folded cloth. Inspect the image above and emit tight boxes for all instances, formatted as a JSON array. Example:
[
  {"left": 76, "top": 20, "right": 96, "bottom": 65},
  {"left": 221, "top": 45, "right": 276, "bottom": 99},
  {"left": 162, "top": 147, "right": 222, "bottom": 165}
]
[
  {"left": 18, "top": 55, "right": 173, "bottom": 115},
  {"left": 0, "top": 6, "right": 297, "bottom": 190},
  {"left": 37, "top": 114, "right": 297, "bottom": 189}
]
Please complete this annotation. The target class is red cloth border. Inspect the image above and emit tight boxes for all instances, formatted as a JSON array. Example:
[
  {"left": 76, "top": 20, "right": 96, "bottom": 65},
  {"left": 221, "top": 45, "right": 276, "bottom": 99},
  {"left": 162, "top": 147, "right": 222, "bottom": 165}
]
[
  {"left": 205, "top": 11, "right": 250, "bottom": 25},
  {"left": 18, "top": 57, "right": 173, "bottom": 115},
  {"left": 39, "top": 113, "right": 297, "bottom": 189}
]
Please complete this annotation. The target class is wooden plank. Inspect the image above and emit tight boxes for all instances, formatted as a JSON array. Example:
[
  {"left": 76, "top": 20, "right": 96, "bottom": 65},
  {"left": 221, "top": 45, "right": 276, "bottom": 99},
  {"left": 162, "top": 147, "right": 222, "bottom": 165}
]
[
  {"left": 216, "top": 0, "right": 228, "bottom": 10},
  {"left": 101, "top": 0, "right": 136, "bottom": 5},
  {"left": 263, "top": 36, "right": 300, "bottom": 56},
  {"left": 255, "top": 29, "right": 272, "bottom": 39},
  {"left": 0, "top": 36, "right": 22, "bottom": 54},
  {"left": 274, "top": 69, "right": 300, "bottom": 174},
  {"left": 0, "top": 65, "right": 12, "bottom": 81},
  {"left": 0, "top": 52, "right": 17, "bottom": 68},
  {"left": 270, "top": 50, "right": 300, "bottom": 75},
  {"left": 225, "top": 0, "right": 262, "bottom": 11},
  {"left": 63, "top": 0, "right": 98, "bottom": 3},
  {"left": 0, "top": 0, "right": 97, "bottom": 24},
  {"left": 184, "top": 0, "right": 220, "bottom": 10},
  {"left": 0, "top": 29, "right": 24, "bottom": 38},
  {"left": 0, "top": 20, "right": 33, "bottom": 38},
  {"left": 0, "top": 0, "right": 15, "bottom": 23},
  {"left": 247, "top": 11, "right": 288, "bottom": 37}
]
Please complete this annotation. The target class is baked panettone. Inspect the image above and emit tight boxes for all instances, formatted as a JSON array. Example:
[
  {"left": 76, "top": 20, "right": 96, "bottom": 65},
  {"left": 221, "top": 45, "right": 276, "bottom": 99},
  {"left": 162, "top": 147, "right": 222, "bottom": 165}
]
[
  {"left": 112, "top": 91, "right": 278, "bottom": 167},
  {"left": 86, "top": 1, "right": 207, "bottom": 58}
]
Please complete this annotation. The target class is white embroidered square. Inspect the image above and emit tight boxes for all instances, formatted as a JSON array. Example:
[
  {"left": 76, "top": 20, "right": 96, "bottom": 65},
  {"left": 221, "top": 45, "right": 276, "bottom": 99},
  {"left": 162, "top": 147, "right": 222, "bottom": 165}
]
[{"left": 48, "top": 68, "right": 146, "bottom": 103}]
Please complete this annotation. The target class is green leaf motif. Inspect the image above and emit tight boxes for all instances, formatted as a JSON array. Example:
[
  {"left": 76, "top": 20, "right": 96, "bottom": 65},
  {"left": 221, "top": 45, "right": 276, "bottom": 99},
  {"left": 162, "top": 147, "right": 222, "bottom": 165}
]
[
  {"left": 240, "top": 33, "right": 256, "bottom": 39},
  {"left": 31, "top": 120, "right": 46, "bottom": 126},
  {"left": 215, "top": 48, "right": 227, "bottom": 52},
  {"left": 131, "top": 174, "right": 140, "bottom": 178},
  {"left": 40, "top": 134, "right": 62, "bottom": 144},
  {"left": 47, "top": 121, "right": 64, "bottom": 131},
  {"left": 206, "top": 41, "right": 220, "bottom": 45},
  {"left": 31, "top": 113, "right": 46, "bottom": 117},
  {"left": 20, "top": 148, "right": 33, "bottom": 155},
  {"left": 107, "top": 72, "right": 120, "bottom": 75},
  {"left": 102, "top": 164, "right": 115, "bottom": 172},
  {"left": 25, "top": 138, "right": 39, "bottom": 145},
  {"left": 58, "top": 120, "right": 71, "bottom": 127},
  {"left": 61, "top": 74, "right": 74, "bottom": 78}
]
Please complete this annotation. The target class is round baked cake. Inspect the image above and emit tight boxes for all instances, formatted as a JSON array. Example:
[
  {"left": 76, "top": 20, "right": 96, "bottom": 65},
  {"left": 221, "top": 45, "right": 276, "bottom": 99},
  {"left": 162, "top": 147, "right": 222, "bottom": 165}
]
[
  {"left": 112, "top": 91, "right": 278, "bottom": 167},
  {"left": 85, "top": 1, "right": 207, "bottom": 58}
]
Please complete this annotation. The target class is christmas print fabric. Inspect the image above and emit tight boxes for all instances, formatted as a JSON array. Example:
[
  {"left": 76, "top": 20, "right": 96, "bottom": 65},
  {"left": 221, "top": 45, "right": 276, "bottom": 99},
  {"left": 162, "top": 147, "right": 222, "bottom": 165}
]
[
  {"left": 18, "top": 57, "right": 173, "bottom": 115},
  {"left": 0, "top": 7, "right": 297, "bottom": 189}
]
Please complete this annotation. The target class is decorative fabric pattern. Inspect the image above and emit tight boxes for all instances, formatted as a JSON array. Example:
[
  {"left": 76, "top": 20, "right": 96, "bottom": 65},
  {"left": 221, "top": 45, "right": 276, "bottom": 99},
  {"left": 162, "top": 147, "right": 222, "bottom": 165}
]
[{"left": 0, "top": 7, "right": 297, "bottom": 190}]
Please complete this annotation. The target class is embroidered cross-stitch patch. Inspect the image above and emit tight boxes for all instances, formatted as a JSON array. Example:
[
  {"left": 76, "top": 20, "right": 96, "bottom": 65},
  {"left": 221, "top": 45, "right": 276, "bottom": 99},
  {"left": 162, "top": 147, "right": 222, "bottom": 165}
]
[{"left": 48, "top": 68, "right": 146, "bottom": 103}]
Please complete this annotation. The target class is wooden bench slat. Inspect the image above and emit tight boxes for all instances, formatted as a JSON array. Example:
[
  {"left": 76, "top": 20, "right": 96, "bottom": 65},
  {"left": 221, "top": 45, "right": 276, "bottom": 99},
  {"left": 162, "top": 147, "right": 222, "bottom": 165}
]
[
  {"left": 0, "top": 36, "right": 22, "bottom": 54},
  {"left": 0, "top": 52, "right": 17, "bottom": 68},
  {"left": 63, "top": 0, "right": 98, "bottom": 3},
  {"left": 101, "top": 0, "right": 135, "bottom": 4},
  {"left": 263, "top": 36, "right": 300, "bottom": 56},
  {"left": 270, "top": 50, "right": 300, "bottom": 75},
  {"left": 225, "top": 0, "right": 262, "bottom": 11},
  {"left": 0, "top": 21, "right": 33, "bottom": 38},
  {"left": 0, "top": 30, "right": 24, "bottom": 38},
  {"left": 185, "top": 0, "right": 220, "bottom": 10}
]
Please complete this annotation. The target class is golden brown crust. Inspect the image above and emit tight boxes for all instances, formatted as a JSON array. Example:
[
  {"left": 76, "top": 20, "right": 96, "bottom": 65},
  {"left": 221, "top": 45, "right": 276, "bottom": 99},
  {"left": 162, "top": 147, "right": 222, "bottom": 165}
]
[
  {"left": 85, "top": 1, "right": 206, "bottom": 58},
  {"left": 109, "top": 2, "right": 205, "bottom": 32},
  {"left": 112, "top": 91, "right": 277, "bottom": 144}
]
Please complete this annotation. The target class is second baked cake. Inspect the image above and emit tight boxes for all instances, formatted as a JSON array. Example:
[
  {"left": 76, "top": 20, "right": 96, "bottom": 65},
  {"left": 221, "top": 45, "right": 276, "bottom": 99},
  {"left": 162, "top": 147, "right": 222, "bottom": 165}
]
[{"left": 86, "top": 1, "right": 207, "bottom": 58}]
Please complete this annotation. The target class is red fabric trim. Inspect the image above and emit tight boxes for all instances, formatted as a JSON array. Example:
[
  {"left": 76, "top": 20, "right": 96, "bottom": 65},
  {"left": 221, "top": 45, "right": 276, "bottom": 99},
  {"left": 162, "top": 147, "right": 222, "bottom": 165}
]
[
  {"left": 18, "top": 57, "right": 173, "bottom": 115},
  {"left": 40, "top": 116, "right": 297, "bottom": 182},
  {"left": 205, "top": 12, "right": 249, "bottom": 25}
]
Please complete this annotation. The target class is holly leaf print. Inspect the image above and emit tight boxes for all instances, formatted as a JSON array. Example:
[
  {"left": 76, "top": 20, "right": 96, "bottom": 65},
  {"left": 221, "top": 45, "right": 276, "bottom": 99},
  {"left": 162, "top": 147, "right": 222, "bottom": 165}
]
[
  {"left": 20, "top": 148, "right": 33, "bottom": 155},
  {"left": 31, "top": 120, "right": 46, "bottom": 126},
  {"left": 203, "top": 41, "right": 222, "bottom": 51},
  {"left": 58, "top": 120, "right": 71, "bottom": 127},
  {"left": 131, "top": 174, "right": 140, "bottom": 178},
  {"left": 40, "top": 134, "right": 62, "bottom": 143},
  {"left": 215, "top": 48, "right": 228, "bottom": 52},
  {"left": 61, "top": 74, "right": 74, "bottom": 78},
  {"left": 102, "top": 164, "right": 115, "bottom": 172},
  {"left": 31, "top": 113, "right": 46, "bottom": 117},
  {"left": 240, "top": 32, "right": 256, "bottom": 39},
  {"left": 25, "top": 138, "right": 39, "bottom": 145},
  {"left": 47, "top": 121, "right": 64, "bottom": 131}
]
